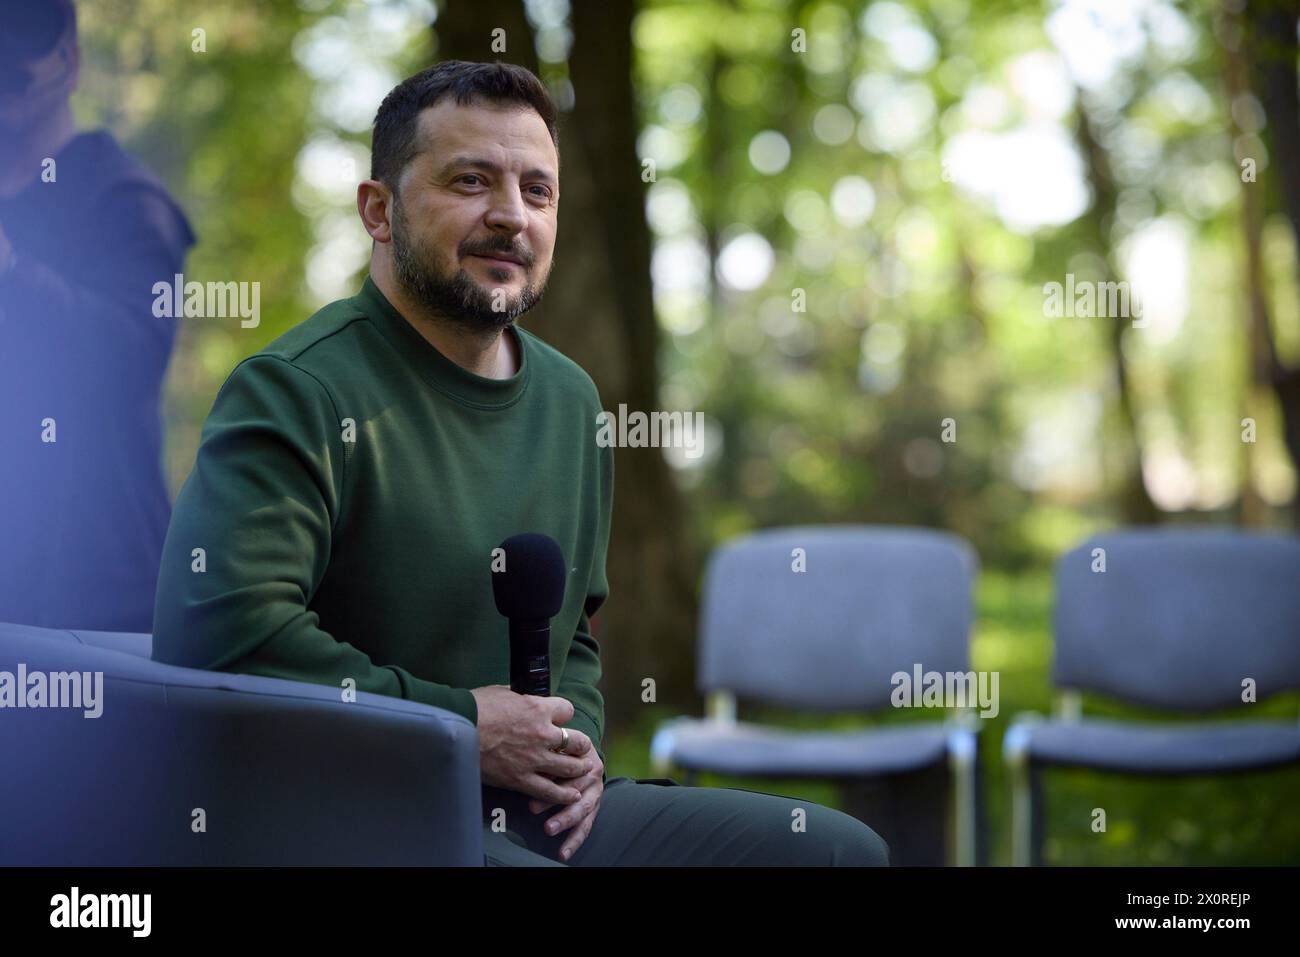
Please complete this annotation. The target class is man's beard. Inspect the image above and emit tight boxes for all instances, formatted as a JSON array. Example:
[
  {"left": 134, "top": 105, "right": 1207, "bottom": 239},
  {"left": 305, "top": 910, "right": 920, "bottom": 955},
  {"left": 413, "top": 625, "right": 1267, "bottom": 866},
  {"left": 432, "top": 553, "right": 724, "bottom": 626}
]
[{"left": 390, "top": 196, "right": 547, "bottom": 331}]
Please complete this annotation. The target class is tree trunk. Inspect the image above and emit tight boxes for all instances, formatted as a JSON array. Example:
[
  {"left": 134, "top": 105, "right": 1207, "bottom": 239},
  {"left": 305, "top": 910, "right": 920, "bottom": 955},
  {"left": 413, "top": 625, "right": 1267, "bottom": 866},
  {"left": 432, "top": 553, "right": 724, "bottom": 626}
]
[
  {"left": 1243, "top": 0, "right": 1300, "bottom": 526},
  {"left": 1073, "top": 99, "right": 1160, "bottom": 524},
  {"left": 1221, "top": 1, "right": 1277, "bottom": 526}
]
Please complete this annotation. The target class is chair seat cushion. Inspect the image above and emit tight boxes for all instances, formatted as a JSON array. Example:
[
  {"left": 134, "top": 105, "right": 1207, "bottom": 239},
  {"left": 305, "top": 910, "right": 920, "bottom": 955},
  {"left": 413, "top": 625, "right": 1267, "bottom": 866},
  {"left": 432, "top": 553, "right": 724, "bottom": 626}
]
[
  {"left": 661, "top": 718, "right": 957, "bottom": 777},
  {"left": 1012, "top": 717, "right": 1300, "bottom": 774}
]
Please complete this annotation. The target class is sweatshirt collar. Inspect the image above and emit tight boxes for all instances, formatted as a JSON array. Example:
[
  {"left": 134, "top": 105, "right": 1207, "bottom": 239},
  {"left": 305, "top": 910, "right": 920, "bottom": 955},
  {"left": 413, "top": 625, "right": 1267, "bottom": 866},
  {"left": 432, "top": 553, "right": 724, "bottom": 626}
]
[{"left": 356, "top": 274, "right": 530, "bottom": 410}]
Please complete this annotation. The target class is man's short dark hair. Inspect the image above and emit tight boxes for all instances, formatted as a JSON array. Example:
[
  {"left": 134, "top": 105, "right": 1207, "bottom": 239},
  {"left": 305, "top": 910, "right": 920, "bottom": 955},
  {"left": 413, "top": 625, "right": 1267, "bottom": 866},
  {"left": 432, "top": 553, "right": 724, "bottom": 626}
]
[{"left": 370, "top": 59, "right": 559, "bottom": 193}]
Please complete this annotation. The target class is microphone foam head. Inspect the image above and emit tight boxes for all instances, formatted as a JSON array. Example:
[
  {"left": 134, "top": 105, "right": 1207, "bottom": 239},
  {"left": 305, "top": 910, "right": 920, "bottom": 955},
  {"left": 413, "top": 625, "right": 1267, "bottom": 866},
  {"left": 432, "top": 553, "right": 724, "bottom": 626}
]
[{"left": 492, "top": 533, "right": 567, "bottom": 619}]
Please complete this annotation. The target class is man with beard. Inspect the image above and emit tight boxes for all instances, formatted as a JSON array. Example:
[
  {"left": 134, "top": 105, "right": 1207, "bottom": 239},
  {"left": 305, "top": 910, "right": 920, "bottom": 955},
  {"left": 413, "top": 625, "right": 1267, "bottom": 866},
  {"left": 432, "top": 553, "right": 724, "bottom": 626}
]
[
  {"left": 152, "top": 60, "right": 888, "bottom": 867},
  {"left": 0, "top": 0, "right": 195, "bottom": 630}
]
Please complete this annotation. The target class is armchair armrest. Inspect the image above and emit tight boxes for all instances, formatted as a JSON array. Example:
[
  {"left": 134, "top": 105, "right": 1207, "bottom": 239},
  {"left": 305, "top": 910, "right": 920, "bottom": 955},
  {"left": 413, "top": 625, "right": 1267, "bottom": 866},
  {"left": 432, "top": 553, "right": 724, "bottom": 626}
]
[{"left": 0, "top": 622, "right": 483, "bottom": 865}]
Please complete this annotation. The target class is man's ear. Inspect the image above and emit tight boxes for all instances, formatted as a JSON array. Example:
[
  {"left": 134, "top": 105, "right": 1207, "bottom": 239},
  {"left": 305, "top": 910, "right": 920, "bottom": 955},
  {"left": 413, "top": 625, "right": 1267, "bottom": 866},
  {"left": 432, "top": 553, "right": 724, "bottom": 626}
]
[{"left": 357, "top": 180, "right": 393, "bottom": 243}]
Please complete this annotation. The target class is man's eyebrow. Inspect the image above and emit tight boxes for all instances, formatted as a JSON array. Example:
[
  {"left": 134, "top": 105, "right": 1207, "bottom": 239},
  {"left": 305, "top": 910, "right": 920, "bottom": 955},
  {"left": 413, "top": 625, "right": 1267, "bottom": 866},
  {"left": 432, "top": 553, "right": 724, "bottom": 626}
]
[{"left": 438, "top": 156, "right": 556, "bottom": 185}]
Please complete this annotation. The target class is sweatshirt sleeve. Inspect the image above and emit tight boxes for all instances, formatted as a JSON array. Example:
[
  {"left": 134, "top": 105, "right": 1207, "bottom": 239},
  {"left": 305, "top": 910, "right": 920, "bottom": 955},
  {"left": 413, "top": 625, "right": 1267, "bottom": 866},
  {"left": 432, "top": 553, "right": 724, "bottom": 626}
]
[
  {"left": 557, "top": 612, "right": 606, "bottom": 768},
  {"left": 151, "top": 354, "right": 479, "bottom": 725},
  {"left": 554, "top": 437, "right": 613, "bottom": 769}
]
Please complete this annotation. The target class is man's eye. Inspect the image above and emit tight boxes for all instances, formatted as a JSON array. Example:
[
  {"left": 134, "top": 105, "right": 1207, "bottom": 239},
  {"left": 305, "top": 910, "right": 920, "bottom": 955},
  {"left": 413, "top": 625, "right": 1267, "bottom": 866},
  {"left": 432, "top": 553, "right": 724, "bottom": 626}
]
[
  {"left": 528, "top": 186, "right": 551, "bottom": 199},
  {"left": 458, "top": 174, "right": 483, "bottom": 186}
]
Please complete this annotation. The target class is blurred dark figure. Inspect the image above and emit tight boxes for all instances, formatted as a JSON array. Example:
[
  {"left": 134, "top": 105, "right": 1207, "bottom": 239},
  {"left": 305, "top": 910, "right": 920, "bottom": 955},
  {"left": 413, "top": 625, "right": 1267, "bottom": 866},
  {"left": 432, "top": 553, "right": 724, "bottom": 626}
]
[{"left": 0, "top": 0, "right": 195, "bottom": 630}]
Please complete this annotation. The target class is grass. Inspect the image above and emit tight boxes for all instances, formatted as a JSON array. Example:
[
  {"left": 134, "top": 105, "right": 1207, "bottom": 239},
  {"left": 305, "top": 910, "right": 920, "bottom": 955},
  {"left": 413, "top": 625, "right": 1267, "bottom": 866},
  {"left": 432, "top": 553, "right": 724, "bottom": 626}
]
[{"left": 603, "top": 569, "right": 1300, "bottom": 865}]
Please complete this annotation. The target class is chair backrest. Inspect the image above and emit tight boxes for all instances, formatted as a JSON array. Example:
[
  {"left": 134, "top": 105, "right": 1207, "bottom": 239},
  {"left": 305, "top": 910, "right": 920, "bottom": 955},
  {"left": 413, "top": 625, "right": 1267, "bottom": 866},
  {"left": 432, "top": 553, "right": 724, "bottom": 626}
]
[
  {"left": 1053, "top": 528, "right": 1300, "bottom": 711},
  {"left": 697, "top": 525, "right": 977, "bottom": 712}
]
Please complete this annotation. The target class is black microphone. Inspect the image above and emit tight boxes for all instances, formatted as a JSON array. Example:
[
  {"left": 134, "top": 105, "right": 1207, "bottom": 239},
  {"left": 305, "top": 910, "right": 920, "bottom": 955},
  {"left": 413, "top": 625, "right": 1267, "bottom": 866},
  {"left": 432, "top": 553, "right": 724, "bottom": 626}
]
[{"left": 491, "top": 533, "right": 566, "bottom": 696}]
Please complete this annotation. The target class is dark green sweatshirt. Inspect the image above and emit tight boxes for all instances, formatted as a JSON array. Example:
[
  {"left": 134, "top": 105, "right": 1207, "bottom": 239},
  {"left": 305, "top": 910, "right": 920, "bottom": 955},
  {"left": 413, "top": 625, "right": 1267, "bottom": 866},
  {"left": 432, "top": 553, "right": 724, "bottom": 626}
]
[{"left": 152, "top": 275, "right": 612, "bottom": 767}]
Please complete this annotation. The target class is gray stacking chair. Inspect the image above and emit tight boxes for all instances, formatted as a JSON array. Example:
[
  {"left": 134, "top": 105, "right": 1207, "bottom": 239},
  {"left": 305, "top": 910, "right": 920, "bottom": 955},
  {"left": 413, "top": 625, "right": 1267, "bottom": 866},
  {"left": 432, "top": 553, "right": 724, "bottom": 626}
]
[
  {"left": 1004, "top": 528, "right": 1300, "bottom": 866},
  {"left": 649, "top": 525, "right": 982, "bottom": 866}
]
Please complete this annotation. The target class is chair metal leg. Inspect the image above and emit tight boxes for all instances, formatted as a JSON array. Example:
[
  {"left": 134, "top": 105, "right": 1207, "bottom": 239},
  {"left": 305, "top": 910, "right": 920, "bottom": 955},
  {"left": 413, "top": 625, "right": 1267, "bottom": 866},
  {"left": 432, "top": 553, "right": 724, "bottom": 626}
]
[
  {"left": 948, "top": 728, "right": 978, "bottom": 866},
  {"left": 1010, "top": 755, "right": 1033, "bottom": 866},
  {"left": 1004, "top": 721, "right": 1036, "bottom": 867}
]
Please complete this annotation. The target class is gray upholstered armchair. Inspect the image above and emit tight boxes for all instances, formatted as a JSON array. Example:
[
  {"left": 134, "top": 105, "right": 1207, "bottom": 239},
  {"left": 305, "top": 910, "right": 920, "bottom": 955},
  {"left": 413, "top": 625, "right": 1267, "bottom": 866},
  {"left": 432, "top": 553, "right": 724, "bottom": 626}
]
[{"left": 0, "top": 621, "right": 483, "bottom": 865}]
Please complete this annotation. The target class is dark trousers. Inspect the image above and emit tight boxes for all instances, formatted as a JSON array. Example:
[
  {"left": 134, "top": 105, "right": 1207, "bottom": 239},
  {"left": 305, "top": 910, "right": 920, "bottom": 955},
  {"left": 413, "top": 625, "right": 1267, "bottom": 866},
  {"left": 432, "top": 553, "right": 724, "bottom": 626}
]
[{"left": 481, "top": 776, "right": 890, "bottom": 866}]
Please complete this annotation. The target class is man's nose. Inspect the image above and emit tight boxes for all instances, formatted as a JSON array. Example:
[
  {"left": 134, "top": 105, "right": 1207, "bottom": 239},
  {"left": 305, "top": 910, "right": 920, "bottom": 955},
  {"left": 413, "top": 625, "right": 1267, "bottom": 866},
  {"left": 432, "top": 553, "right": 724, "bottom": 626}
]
[{"left": 483, "top": 184, "right": 528, "bottom": 232}]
